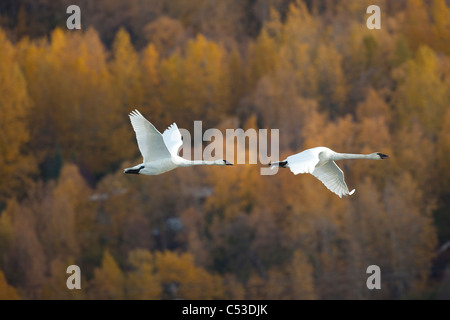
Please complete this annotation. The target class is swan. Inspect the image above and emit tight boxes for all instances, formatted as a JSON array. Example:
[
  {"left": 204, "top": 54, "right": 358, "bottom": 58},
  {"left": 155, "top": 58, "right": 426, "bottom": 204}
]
[
  {"left": 124, "top": 110, "right": 233, "bottom": 175},
  {"left": 269, "top": 147, "right": 389, "bottom": 198}
]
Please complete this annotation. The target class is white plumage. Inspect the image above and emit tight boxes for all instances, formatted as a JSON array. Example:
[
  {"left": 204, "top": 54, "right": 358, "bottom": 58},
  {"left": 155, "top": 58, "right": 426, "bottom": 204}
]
[
  {"left": 162, "top": 123, "right": 183, "bottom": 157},
  {"left": 124, "top": 110, "right": 232, "bottom": 175},
  {"left": 271, "top": 147, "right": 389, "bottom": 198}
]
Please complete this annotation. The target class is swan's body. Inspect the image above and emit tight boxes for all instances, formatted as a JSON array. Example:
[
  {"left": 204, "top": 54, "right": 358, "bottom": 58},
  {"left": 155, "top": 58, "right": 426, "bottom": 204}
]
[
  {"left": 124, "top": 110, "right": 232, "bottom": 175},
  {"left": 270, "top": 147, "right": 389, "bottom": 198}
]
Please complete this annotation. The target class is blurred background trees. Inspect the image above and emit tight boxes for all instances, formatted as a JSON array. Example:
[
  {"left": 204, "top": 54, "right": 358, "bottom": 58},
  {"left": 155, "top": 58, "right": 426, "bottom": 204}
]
[{"left": 0, "top": 0, "right": 448, "bottom": 299}]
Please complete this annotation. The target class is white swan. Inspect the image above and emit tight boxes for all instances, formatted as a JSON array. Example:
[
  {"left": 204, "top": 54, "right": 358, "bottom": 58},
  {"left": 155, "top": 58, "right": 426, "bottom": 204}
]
[
  {"left": 270, "top": 147, "right": 389, "bottom": 198},
  {"left": 124, "top": 110, "right": 232, "bottom": 175}
]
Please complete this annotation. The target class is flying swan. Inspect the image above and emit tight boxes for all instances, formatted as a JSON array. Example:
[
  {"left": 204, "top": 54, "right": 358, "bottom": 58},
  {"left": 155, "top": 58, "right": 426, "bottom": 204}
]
[
  {"left": 270, "top": 147, "right": 389, "bottom": 198},
  {"left": 124, "top": 110, "right": 232, "bottom": 175}
]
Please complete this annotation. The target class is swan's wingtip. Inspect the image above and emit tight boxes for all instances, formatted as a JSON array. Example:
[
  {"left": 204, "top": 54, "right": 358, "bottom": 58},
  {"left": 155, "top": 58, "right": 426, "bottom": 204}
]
[
  {"left": 349, "top": 189, "right": 356, "bottom": 195},
  {"left": 129, "top": 109, "right": 142, "bottom": 117}
]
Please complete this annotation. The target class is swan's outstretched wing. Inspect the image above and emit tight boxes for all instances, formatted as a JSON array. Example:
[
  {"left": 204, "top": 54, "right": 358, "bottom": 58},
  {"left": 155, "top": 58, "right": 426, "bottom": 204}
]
[
  {"left": 286, "top": 148, "right": 321, "bottom": 174},
  {"left": 129, "top": 110, "right": 171, "bottom": 162},
  {"left": 162, "top": 123, "right": 183, "bottom": 156},
  {"left": 311, "top": 161, "right": 355, "bottom": 198}
]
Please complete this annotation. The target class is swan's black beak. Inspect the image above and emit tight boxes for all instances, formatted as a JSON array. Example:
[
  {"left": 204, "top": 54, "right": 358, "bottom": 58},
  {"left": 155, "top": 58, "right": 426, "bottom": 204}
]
[
  {"left": 124, "top": 168, "right": 140, "bottom": 174},
  {"left": 377, "top": 153, "right": 389, "bottom": 159},
  {"left": 223, "top": 160, "right": 233, "bottom": 166},
  {"left": 124, "top": 165, "right": 144, "bottom": 174}
]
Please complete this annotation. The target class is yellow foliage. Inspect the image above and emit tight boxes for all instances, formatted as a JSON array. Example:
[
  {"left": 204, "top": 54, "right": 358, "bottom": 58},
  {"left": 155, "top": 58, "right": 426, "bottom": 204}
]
[
  {"left": 404, "top": 0, "right": 432, "bottom": 50},
  {"left": 222, "top": 274, "right": 245, "bottom": 299},
  {"left": 159, "top": 34, "right": 230, "bottom": 126},
  {"left": 356, "top": 88, "right": 391, "bottom": 123},
  {"left": 431, "top": 0, "right": 450, "bottom": 54},
  {"left": 394, "top": 46, "right": 449, "bottom": 136},
  {"left": 3, "top": 198, "right": 46, "bottom": 299},
  {"left": 41, "top": 258, "right": 85, "bottom": 300},
  {"left": 248, "top": 29, "right": 278, "bottom": 88},
  {"left": 0, "top": 270, "right": 20, "bottom": 300},
  {"left": 287, "top": 250, "right": 316, "bottom": 299},
  {"left": 126, "top": 249, "right": 162, "bottom": 300},
  {"left": 0, "top": 30, "right": 35, "bottom": 201},
  {"left": 143, "top": 16, "right": 184, "bottom": 55},
  {"left": 437, "top": 109, "right": 450, "bottom": 193},
  {"left": 0, "top": 1, "right": 447, "bottom": 300},
  {"left": 110, "top": 28, "right": 143, "bottom": 108},
  {"left": 314, "top": 43, "right": 348, "bottom": 115},
  {"left": 246, "top": 249, "right": 316, "bottom": 299},
  {"left": 155, "top": 250, "right": 224, "bottom": 299},
  {"left": 89, "top": 250, "right": 125, "bottom": 299},
  {"left": 391, "top": 121, "right": 437, "bottom": 198},
  {"left": 141, "top": 43, "right": 160, "bottom": 88}
]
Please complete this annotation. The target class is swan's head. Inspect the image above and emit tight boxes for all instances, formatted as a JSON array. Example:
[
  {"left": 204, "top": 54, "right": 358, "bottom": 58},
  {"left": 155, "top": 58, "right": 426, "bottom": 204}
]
[
  {"left": 375, "top": 152, "right": 389, "bottom": 160},
  {"left": 217, "top": 159, "right": 233, "bottom": 166}
]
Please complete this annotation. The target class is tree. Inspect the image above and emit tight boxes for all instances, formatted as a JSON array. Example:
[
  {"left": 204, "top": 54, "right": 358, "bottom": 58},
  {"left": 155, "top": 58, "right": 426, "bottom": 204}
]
[
  {"left": 125, "top": 249, "right": 161, "bottom": 299},
  {"left": 41, "top": 258, "right": 86, "bottom": 300},
  {"left": 143, "top": 16, "right": 185, "bottom": 56},
  {"left": 139, "top": 43, "right": 165, "bottom": 127},
  {"left": 159, "top": 34, "right": 232, "bottom": 127},
  {"left": 37, "top": 164, "right": 84, "bottom": 260},
  {"left": 0, "top": 202, "right": 13, "bottom": 266},
  {"left": 393, "top": 46, "right": 450, "bottom": 136},
  {"left": 276, "top": 0, "right": 319, "bottom": 101},
  {"left": 17, "top": 28, "right": 135, "bottom": 181},
  {"left": 249, "top": 74, "right": 319, "bottom": 151},
  {"left": 356, "top": 88, "right": 391, "bottom": 124},
  {"left": 314, "top": 42, "right": 347, "bottom": 117},
  {"left": 247, "top": 29, "right": 278, "bottom": 90},
  {"left": 431, "top": 0, "right": 450, "bottom": 54},
  {"left": 2, "top": 199, "right": 46, "bottom": 299},
  {"left": 228, "top": 46, "right": 245, "bottom": 111},
  {"left": 381, "top": 174, "right": 438, "bottom": 297},
  {"left": 437, "top": 109, "right": 450, "bottom": 194},
  {"left": 287, "top": 250, "right": 316, "bottom": 299},
  {"left": 390, "top": 121, "right": 436, "bottom": 199},
  {"left": 89, "top": 250, "right": 125, "bottom": 299},
  {"left": 403, "top": 0, "right": 432, "bottom": 51},
  {"left": 155, "top": 250, "right": 224, "bottom": 299},
  {"left": 0, "top": 270, "right": 20, "bottom": 300},
  {"left": 245, "top": 249, "right": 316, "bottom": 299},
  {"left": 175, "top": 35, "right": 231, "bottom": 125},
  {"left": 110, "top": 28, "right": 143, "bottom": 109},
  {"left": 0, "top": 29, "right": 35, "bottom": 202}
]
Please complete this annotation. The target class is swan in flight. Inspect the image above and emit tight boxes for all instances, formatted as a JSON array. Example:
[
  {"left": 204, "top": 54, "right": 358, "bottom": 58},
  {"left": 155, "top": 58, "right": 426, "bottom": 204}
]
[
  {"left": 270, "top": 147, "right": 389, "bottom": 198},
  {"left": 124, "top": 110, "right": 232, "bottom": 175}
]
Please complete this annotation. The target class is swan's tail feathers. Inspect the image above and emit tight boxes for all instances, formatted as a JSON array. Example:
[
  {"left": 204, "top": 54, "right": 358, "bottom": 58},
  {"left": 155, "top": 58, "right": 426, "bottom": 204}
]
[
  {"left": 349, "top": 189, "right": 356, "bottom": 196},
  {"left": 269, "top": 161, "right": 288, "bottom": 170}
]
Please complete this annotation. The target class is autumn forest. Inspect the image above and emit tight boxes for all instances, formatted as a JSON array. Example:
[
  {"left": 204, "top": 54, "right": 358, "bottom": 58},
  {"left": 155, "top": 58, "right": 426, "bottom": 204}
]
[{"left": 0, "top": 0, "right": 450, "bottom": 299}]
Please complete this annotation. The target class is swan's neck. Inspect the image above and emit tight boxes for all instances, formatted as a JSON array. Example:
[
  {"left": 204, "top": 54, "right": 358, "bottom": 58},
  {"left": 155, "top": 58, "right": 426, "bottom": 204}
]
[
  {"left": 333, "top": 153, "right": 372, "bottom": 160},
  {"left": 178, "top": 159, "right": 219, "bottom": 166},
  {"left": 191, "top": 160, "right": 217, "bottom": 166}
]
